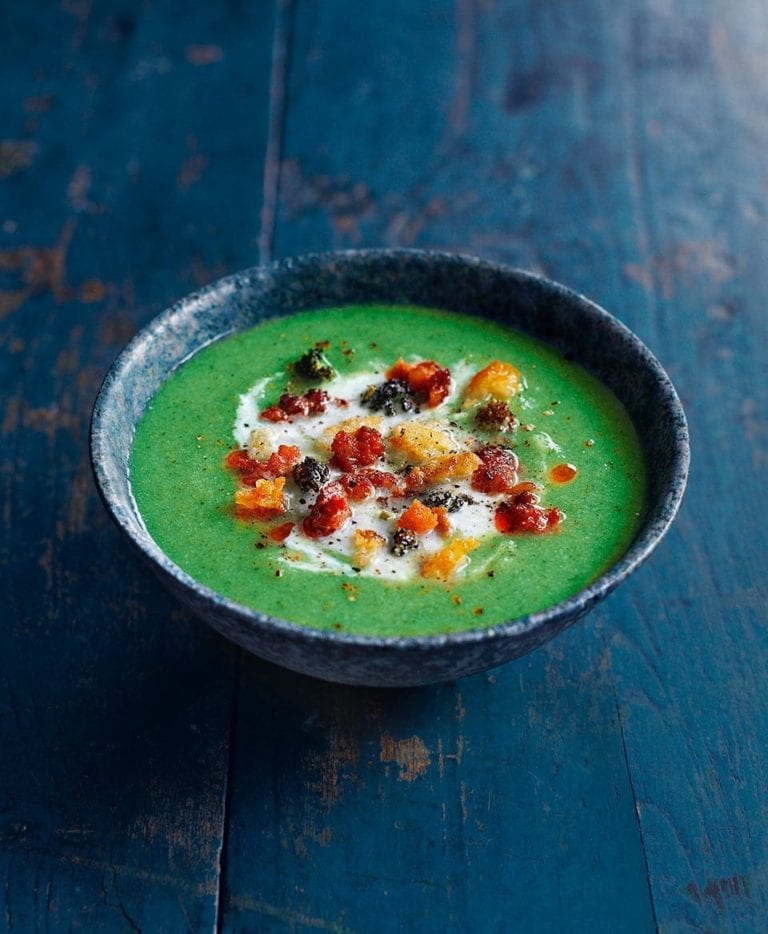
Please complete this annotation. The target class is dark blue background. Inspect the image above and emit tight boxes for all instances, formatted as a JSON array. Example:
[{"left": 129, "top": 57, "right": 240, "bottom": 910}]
[{"left": 1, "top": 1, "right": 766, "bottom": 929}]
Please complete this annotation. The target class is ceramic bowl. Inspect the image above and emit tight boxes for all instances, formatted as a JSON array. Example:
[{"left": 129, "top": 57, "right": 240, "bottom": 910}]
[{"left": 91, "top": 250, "right": 689, "bottom": 687}]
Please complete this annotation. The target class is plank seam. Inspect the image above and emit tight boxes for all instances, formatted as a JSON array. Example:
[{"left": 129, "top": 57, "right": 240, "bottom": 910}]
[
  {"left": 622, "top": 12, "right": 662, "bottom": 348},
  {"left": 214, "top": 650, "right": 242, "bottom": 934},
  {"left": 259, "top": 0, "right": 295, "bottom": 265},
  {"left": 609, "top": 640, "right": 661, "bottom": 933}
]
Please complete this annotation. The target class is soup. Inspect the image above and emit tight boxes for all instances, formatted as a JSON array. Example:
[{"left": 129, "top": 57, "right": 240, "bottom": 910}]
[{"left": 130, "top": 305, "right": 646, "bottom": 636}]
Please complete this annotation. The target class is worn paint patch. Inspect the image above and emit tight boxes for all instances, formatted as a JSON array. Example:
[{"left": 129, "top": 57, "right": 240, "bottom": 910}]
[
  {"left": 380, "top": 732, "right": 431, "bottom": 781},
  {"left": 294, "top": 825, "right": 332, "bottom": 858},
  {"left": 384, "top": 197, "right": 447, "bottom": 247},
  {"left": 0, "top": 290, "right": 28, "bottom": 319},
  {"left": 740, "top": 398, "right": 765, "bottom": 443},
  {"left": 23, "top": 95, "right": 55, "bottom": 113},
  {"left": 306, "top": 730, "right": 359, "bottom": 809},
  {"left": 79, "top": 279, "right": 107, "bottom": 303},
  {"left": 623, "top": 240, "right": 735, "bottom": 299},
  {"left": 0, "top": 220, "right": 76, "bottom": 315},
  {"left": 96, "top": 315, "right": 135, "bottom": 347},
  {"left": 685, "top": 875, "right": 751, "bottom": 910},
  {"left": 177, "top": 154, "right": 208, "bottom": 190},
  {"left": 280, "top": 159, "right": 375, "bottom": 244},
  {"left": 0, "top": 140, "right": 37, "bottom": 179},
  {"left": 186, "top": 45, "right": 224, "bottom": 66},
  {"left": 437, "top": 736, "right": 464, "bottom": 777},
  {"left": 225, "top": 894, "right": 351, "bottom": 933},
  {"left": 622, "top": 262, "right": 654, "bottom": 292},
  {"left": 68, "top": 165, "right": 93, "bottom": 212},
  {"left": 449, "top": 0, "right": 476, "bottom": 136}
]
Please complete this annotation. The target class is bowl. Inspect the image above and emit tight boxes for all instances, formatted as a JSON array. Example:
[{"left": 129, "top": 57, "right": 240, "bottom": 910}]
[{"left": 90, "top": 250, "right": 689, "bottom": 687}]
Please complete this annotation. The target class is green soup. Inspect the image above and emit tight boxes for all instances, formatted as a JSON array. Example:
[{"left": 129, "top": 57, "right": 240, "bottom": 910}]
[{"left": 130, "top": 305, "right": 646, "bottom": 636}]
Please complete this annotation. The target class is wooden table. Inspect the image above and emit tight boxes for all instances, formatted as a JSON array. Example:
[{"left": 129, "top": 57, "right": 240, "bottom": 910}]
[{"left": 2, "top": 1, "right": 766, "bottom": 930}]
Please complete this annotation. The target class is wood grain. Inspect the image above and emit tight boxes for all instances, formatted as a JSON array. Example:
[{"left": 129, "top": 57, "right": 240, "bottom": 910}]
[
  {"left": 220, "top": 1, "right": 662, "bottom": 930},
  {"left": 0, "top": 1, "right": 275, "bottom": 928},
  {"left": 225, "top": 0, "right": 768, "bottom": 930},
  {"left": 1, "top": 0, "right": 766, "bottom": 931}
]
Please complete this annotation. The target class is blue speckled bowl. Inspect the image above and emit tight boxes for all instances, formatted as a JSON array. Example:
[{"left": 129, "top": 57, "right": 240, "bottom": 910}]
[{"left": 91, "top": 250, "right": 689, "bottom": 687}]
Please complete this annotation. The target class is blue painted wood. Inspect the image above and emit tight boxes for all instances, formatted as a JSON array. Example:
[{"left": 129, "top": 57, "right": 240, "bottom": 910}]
[
  {"left": 589, "top": 1, "right": 768, "bottom": 926},
  {"left": 0, "top": 0, "right": 275, "bottom": 928},
  {"left": 221, "top": 631, "right": 655, "bottom": 932},
  {"left": 224, "top": 0, "right": 767, "bottom": 930},
  {"left": 2, "top": 0, "right": 767, "bottom": 930},
  {"left": 219, "top": 1, "right": 657, "bottom": 930}
]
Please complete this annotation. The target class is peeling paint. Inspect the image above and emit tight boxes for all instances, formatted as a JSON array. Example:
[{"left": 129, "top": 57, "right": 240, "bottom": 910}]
[
  {"left": 23, "top": 404, "right": 79, "bottom": 443},
  {"left": 460, "top": 781, "right": 468, "bottom": 824},
  {"left": 38, "top": 539, "right": 54, "bottom": 591},
  {"left": 68, "top": 165, "right": 93, "bottom": 212},
  {"left": 306, "top": 730, "right": 359, "bottom": 809},
  {"left": 55, "top": 324, "right": 83, "bottom": 375},
  {"left": 449, "top": 0, "right": 476, "bottom": 137},
  {"left": 177, "top": 154, "right": 208, "bottom": 190},
  {"left": 96, "top": 315, "right": 135, "bottom": 348},
  {"left": 294, "top": 825, "right": 332, "bottom": 858},
  {"left": 437, "top": 736, "right": 464, "bottom": 778},
  {"left": 685, "top": 875, "right": 751, "bottom": 910},
  {"left": 622, "top": 262, "right": 654, "bottom": 292},
  {"left": 0, "top": 140, "right": 37, "bottom": 179},
  {"left": 280, "top": 160, "right": 375, "bottom": 244},
  {"left": 0, "top": 290, "right": 29, "bottom": 319},
  {"left": 380, "top": 732, "right": 431, "bottom": 781},
  {"left": 186, "top": 45, "right": 224, "bottom": 66},
  {"left": 623, "top": 241, "right": 735, "bottom": 299},
  {"left": 23, "top": 95, "right": 55, "bottom": 113},
  {"left": 79, "top": 279, "right": 107, "bottom": 303},
  {"left": 0, "top": 220, "right": 76, "bottom": 314},
  {"left": 740, "top": 398, "right": 765, "bottom": 442},
  {"left": 225, "top": 894, "right": 352, "bottom": 933}
]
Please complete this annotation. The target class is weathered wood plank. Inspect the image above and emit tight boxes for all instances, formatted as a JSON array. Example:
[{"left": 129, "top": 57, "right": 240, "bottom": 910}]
[
  {"left": 222, "top": 627, "right": 656, "bottom": 932},
  {"left": 219, "top": 1, "right": 666, "bottom": 930},
  {"left": 0, "top": 1, "right": 276, "bottom": 928},
  {"left": 597, "top": 1, "right": 768, "bottom": 928},
  {"left": 3, "top": 0, "right": 766, "bottom": 930}
]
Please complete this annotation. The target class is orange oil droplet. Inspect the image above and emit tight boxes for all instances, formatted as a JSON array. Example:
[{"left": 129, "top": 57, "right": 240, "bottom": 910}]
[{"left": 550, "top": 463, "right": 578, "bottom": 484}]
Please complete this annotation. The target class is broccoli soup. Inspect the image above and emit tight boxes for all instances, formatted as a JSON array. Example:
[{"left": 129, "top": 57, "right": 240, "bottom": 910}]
[{"left": 130, "top": 305, "right": 646, "bottom": 637}]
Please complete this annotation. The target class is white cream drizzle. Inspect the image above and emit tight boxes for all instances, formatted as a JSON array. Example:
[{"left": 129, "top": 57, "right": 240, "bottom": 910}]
[{"left": 232, "top": 362, "right": 523, "bottom": 581}]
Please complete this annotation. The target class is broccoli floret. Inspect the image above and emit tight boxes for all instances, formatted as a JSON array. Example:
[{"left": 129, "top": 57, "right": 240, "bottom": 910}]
[
  {"left": 294, "top": 347, "right": 336, "bottom": 382},
  {"left": 361, "top": 379, "right": 414, "bottom": 416}
]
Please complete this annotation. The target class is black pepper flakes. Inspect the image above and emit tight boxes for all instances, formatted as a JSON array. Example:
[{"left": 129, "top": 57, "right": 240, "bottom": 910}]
[
  {"left": 293, "top": 456, "right": 330, "bottom": 493},
  {"left": 421, "top": 488, "right": 475, "bottom": 512},
  {"left": 447, "top": 493, "right": 475, "bottom": 513},
  {"left": 391, "top": 528, "right": 418, "bottom": 556},
  {"left": 422, "top": 489, "right": 453, "bottom": 508}
]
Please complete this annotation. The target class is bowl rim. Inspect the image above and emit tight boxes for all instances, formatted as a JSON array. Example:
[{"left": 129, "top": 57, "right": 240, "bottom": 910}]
[{"left": 91, "top": 248, "right": 690, "bottom": 651}]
